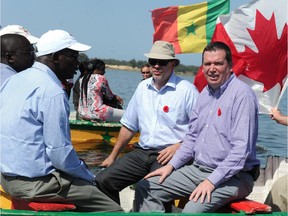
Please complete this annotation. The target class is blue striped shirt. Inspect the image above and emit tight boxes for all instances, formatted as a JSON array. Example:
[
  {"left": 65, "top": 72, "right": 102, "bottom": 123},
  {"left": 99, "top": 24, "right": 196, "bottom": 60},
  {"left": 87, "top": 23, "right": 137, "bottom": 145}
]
[{"left": 0, "top": 62, "right": 94, "bottom": 182}]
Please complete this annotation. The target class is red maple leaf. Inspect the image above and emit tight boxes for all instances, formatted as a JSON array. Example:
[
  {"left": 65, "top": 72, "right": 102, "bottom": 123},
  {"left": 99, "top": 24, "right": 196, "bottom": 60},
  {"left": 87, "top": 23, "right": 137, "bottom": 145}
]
[
  {"left": 194, "top": 9, "right": 287, "bottom": 94},
  {"left": 238, "top": 10, "right": 287, "bottom": 92}
]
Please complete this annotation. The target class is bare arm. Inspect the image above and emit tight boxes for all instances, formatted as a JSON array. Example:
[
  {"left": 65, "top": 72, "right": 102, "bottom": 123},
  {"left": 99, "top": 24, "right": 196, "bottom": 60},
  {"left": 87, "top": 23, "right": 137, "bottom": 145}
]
[
  {"left": 101, "top": 126, "right": 136, "bottom": 167},
  {"left": 270, "top": 108, "right": 288, "bottom": 126}
]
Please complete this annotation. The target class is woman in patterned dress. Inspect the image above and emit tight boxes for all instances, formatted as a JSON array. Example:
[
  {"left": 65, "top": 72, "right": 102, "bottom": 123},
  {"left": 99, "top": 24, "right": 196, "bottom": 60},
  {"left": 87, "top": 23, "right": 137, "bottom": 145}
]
[{"left": 78, "top": 59, "right": 124, "bottom": 122}]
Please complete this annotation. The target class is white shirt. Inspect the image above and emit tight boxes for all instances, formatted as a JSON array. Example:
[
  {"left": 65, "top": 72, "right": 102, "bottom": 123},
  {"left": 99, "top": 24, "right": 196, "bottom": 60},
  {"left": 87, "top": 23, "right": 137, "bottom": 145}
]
[{"left": 121, "top": 72, "right": 199, "bottom": 149}]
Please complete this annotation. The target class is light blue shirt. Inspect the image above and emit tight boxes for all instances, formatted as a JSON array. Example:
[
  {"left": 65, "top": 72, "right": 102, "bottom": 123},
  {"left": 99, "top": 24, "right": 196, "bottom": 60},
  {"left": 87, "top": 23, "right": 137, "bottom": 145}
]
[
  {"left": 0, "top": 62, "right": 94, "bottom": 182},
  {"left": 169, "top": 74, "right": 260, "bottom": 187},
  {"left": 121, "top": 72, "right": 199, "bottom": 149},
  {"left": 0, "top": 63, "right": 17, "bottom": 86}
]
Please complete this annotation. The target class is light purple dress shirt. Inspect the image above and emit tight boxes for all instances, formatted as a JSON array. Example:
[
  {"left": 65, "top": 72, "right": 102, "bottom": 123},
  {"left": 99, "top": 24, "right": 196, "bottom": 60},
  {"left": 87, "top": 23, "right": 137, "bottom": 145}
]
[{"left": 169, "top": 74, "right": 260, "bottom": 187}]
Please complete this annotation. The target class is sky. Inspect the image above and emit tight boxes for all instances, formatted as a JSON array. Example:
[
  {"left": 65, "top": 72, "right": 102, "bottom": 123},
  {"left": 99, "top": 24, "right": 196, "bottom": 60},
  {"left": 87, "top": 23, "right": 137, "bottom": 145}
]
[{"left": 1, "top": 0, "right": 251, "bottom": 66}]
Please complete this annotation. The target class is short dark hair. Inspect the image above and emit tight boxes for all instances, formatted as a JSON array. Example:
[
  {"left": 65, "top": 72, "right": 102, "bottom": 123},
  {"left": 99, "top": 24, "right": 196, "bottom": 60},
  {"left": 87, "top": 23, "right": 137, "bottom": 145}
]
[
  {"left": 1, "top": 34, "right": 30, "bottom": 55},
  {"left": 202, "top": 41, "right": 233, "bottom": 67},
  {"left": 140, "top": 63, "right": 150, "bottom": 72}
]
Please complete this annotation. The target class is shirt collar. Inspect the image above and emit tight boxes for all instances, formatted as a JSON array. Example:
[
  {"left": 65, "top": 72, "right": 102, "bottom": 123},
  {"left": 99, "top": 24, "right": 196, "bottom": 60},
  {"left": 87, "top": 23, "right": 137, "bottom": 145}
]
[
  {"left": 148, "top": 71, "right": 177, "bottom": 91},
  {"left": 32, "top": 61, "right": 63, "bottom": 88},
  {"left": 207, "top": 73, "right": 235, "bottom": 96},
  {"left": 0, "top": 63, "right": 17, "bottom": 73}
]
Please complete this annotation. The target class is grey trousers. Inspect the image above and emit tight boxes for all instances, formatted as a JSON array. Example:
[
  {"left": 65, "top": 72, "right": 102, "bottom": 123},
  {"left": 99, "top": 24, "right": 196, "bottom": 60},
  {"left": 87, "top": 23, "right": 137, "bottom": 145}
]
[
  {"left": 134, "top": 163, "right": 254, "bottom": 213},
  {"left": 1, "top": 170, "right": 123, "bottom": 212}
]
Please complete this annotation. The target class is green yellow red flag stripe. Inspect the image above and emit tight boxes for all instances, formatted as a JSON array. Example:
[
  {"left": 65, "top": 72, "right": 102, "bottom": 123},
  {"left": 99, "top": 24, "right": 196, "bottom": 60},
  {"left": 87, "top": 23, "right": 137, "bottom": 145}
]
[{"left": 151, "top": 0, "right": 230, "bottom": 54}]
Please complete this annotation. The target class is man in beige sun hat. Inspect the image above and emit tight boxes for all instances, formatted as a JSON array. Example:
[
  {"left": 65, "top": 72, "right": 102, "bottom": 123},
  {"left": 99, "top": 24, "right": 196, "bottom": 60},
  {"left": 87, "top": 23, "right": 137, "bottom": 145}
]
[
  {"left": 95, "top": 40, "right": 199, "bottom": 211},
  {"left": 144, "top": 40, "right": 180, "bottom": 67}
]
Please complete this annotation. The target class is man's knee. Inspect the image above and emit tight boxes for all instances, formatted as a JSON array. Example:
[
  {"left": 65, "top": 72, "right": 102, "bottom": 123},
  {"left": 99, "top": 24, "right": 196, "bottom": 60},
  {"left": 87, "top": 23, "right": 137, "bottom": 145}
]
[
  {"left": 182, "top": 200, "right": 218, "bottom": 213},
  {"left": 95, "top": 169, "right": 112, "bottom": 188}
]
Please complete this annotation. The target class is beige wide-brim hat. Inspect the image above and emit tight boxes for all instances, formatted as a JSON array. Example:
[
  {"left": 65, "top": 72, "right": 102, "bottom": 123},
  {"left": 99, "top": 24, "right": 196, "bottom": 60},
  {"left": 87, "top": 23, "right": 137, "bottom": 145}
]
[{"left": 144, "top": 40, "right": 179, "bottom": 61}]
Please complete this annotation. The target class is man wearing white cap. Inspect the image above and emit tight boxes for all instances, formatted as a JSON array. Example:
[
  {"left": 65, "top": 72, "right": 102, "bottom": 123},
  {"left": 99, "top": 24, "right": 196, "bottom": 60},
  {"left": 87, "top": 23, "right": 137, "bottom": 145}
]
[
  {"left": 0, "top": 24, "right": 39, "bottom": 44},
  {"left": 0, "top": 29, "right": 123, "bottom": 212}
]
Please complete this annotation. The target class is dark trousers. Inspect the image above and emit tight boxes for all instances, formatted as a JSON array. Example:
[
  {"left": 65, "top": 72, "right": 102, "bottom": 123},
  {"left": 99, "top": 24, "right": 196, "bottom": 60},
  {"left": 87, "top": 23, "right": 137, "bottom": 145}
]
[{"left": 95, "top": 147, "right": 162, "bottom": 204}]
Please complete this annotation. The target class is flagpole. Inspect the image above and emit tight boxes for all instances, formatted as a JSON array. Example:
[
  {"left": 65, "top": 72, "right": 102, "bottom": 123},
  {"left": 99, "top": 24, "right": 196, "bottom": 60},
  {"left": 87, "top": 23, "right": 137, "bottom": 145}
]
[{"left": 275, "top": 79, "right": 288, "bottom": 109}]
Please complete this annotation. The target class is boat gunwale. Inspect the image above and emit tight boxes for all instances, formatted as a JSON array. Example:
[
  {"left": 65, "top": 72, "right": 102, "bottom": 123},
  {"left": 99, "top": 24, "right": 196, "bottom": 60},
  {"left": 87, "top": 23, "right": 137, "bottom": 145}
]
[{"left": 69, "top": 120, "right": 122, "bottom": 132}]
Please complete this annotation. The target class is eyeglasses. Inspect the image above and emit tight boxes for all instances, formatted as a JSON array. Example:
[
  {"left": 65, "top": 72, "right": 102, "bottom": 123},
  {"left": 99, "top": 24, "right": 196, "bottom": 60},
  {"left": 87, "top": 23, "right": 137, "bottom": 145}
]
[
  {"left": 141, "top": 71, "right": 150, "bottom": 74},
  {"left": 60, "top": 52, "right": 79, "bottom": 60},
  {"left": 2, "top": 50, "right": 35, "bottom": 58},
  {"left": 148, "top": 59, "right": 173, "bottom": 66}
]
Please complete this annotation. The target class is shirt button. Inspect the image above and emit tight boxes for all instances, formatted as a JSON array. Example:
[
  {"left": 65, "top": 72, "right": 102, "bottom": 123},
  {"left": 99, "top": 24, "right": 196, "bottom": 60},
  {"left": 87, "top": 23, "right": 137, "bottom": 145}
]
[{"left": 206, "top": 124, "right": 208, "bottom": 127}]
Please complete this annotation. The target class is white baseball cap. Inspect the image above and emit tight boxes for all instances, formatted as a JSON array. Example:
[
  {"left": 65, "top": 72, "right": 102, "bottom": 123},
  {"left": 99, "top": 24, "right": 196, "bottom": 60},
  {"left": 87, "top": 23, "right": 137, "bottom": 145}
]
[
  {"left": 36, "top": 29, "right": 91, "bottom": 57},
  {"left": 0, "top": 25, "right": 39, "bottom": 44}
]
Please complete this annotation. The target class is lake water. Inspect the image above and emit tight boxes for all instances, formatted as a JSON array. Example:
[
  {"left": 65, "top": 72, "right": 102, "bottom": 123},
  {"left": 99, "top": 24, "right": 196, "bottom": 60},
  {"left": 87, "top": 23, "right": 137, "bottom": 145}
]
[{"left": 70, "top": 69, "right": 287, "bottom": 168}]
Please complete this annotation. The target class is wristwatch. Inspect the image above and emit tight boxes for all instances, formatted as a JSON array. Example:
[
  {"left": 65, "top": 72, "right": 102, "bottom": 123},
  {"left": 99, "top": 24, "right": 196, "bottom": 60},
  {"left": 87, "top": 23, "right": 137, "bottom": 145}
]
[{"left": 91, "top": 175, "right": 97, "bottom": 186}]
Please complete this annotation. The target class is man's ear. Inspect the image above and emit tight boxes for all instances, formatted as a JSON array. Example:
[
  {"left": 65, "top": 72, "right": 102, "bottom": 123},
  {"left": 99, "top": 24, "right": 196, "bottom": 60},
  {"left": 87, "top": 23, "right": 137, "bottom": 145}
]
[
  {"left": 51, "top": 52, "right": 60, "bottom": 63},
  {"left": 5, "top": 53, "right": 14, "bottom": 63}
]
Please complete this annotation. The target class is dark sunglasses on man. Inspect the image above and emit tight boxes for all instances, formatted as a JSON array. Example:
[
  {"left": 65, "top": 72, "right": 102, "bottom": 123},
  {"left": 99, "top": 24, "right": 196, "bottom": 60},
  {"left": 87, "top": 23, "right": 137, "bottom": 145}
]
[{"left": 148, "top": 58, "right": 174, "bottom": 66}]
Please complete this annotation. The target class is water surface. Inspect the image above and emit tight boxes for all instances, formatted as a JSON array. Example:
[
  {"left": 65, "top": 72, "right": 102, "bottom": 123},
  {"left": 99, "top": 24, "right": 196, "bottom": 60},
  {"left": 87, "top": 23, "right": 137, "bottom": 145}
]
[{"left": 70, "top": 69, "right": 287, "bottom": 168}]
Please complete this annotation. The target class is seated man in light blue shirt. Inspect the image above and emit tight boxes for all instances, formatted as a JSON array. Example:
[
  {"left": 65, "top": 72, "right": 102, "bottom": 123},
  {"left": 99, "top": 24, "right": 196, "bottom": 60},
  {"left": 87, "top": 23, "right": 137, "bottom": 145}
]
[
  {"left": 0, "top": 29, "right": 123, "bottom": 212},
  {"left": 134, "top": 41, "right": 260, "bottom": 213},
  {"left": 95, "top": 41, "right": 199, "bottom": 205}
]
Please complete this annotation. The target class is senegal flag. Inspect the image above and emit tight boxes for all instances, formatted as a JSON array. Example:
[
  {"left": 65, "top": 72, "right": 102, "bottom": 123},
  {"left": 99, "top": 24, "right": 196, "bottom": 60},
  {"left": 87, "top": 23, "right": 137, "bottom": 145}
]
[{"left": 151, "top": 0, "right": 230, "bottom": 54}]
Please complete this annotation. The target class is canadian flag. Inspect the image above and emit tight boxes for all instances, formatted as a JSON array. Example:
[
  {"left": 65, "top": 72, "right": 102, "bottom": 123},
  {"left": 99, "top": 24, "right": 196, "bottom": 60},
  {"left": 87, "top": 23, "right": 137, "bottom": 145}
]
[{"left": 194, "top": 0, "right": 287, "bottom": 114}]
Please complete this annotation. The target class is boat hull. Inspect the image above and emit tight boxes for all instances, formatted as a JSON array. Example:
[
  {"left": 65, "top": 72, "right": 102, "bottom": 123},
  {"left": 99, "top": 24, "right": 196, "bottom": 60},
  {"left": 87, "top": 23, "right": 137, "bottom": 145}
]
[
  {"left": 0, "top": 209, "right": 287, "bottom": 216},
  {"left": 69, "top": 120, "right": 140, "bottom": 151}
]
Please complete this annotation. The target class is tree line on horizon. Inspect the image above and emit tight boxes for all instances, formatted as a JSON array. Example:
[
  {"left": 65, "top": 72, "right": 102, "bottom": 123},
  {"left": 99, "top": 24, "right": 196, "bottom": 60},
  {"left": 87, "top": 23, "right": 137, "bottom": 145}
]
[{"left": 79, "top": 53, "right": 199, "bottom": 75}]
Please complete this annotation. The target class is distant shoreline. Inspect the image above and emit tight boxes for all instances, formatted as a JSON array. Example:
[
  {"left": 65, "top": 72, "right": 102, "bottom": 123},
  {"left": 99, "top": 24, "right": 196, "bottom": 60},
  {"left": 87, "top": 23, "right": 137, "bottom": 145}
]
[{"left": 106, "top": 64, "right": 195, "bottom": 76}]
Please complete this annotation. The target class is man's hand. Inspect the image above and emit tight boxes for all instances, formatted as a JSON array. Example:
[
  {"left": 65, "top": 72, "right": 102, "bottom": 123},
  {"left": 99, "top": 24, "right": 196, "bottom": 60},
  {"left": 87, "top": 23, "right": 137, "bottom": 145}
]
[
  {"left": 100, "top": 155, "right": 115, "bottom": 167},
  {"left": 157, "top": 143, "right": 180, "bottom": 165},
  {"left": 144, "top": 164, "right": 174, "bottom": 183},
  {"left": 189, "top": 179, "right": 215, "bottom": 203}
]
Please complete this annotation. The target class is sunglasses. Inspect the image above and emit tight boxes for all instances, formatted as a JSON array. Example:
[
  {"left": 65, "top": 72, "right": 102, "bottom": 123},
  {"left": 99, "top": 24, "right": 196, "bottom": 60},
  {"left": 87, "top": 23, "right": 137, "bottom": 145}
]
[{"left": 148, "top": 59, "right": 173, "bottom": 66}]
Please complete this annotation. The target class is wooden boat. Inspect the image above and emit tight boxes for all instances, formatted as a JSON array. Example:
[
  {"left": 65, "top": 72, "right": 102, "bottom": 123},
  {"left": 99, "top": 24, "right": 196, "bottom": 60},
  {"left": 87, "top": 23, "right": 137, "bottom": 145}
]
[
  {"left": 1, "top": 155, "right": 287, "bottom": 215},
  {"left": 69, "top": 119, "right": 140, "bottom": 151}
]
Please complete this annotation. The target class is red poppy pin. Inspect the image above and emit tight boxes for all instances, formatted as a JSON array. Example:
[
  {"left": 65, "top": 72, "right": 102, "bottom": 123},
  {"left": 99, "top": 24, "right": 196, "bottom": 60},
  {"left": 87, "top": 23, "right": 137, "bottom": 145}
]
[
  {"left": 217, "top": 108, "right": 221, "bottom": 116},
  {"left": 163, "top": 105, "right": 169, "bottom": 113}
]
